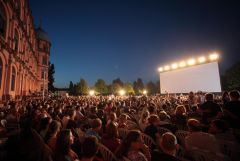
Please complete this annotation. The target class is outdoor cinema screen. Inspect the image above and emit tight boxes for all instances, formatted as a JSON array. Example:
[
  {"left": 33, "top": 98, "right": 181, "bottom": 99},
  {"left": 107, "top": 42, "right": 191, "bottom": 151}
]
[{"left": 160, "top": 62, "right": 221, "bottom": 94}]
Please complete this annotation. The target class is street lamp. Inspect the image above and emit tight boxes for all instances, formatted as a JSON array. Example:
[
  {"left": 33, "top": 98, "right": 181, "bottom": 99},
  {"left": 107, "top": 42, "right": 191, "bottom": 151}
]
[{"left": 89, "top": 90, "right": 95, "bottom": 96}]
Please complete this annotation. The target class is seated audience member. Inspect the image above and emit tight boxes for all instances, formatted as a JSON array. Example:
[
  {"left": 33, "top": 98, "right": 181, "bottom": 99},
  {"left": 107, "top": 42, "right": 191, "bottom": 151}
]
[
  {"left": 54, "top": 129, "right": 78, "bottom": 161},
  {"left": 39, "top": 117, "right": 52, "bottom": 139},
  {"left": 171, "top": 105, "right": 187, "bottom": 130},
  {"left": 118, "top": 113, "right": 128, "bottom": 128},
  {"left": 86, "top": 118, "right": 102, "bottom": 140},
  {"left": 185, "top": 119, "right": 220, "bottom": 153},
  {"left": 144, "top": 115, "right": 160, "bottom": 142},
  {"left": 66, "top": 109, "right": 77, "bottom": 129},
  {"left": 199, "top": 93, "right": 222, "bottom": 124},
  {"left": 152, "top": 132, "right": 180, "bottom": 161},
  {"left": 139, "top": 111, "right": 149, "bottom": 131},
  {"left": 45, "top": 120, "right": 61, "bottom": 151},
  {"left": 106, "top": 112, "right": 118, "bottom": 127},
  {"left": 101, "top": 122, "right": 120, "bottom": 152},
  {"left": 115, "top": 130, "right": 151, "bottom": 161},
  {"left": 188, "top": 105, "right": 201, "bottom": 119},
  {"left": 62, "top": 111, "right": 70, "bottom": 129},
  {"left": 5, "top": 116, "right": 53, "bottom": 161},
  {"left": 224, "top": 90, "right": 240, "bottom": 128},
  {"left": 222, "top": 91, "right": 230, "bottom": 106},
  {"left": 81, "top": 136, "right": 99, "bottom": 161},
  {"left": 208, "top": 119, "right": 236, "bottom": 141}
]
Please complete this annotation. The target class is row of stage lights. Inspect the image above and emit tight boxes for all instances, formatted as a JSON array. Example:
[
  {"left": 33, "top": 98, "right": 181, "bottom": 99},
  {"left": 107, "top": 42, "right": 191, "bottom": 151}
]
[{"left": 158, "top": 53, "right": 219, "bottom": 73}]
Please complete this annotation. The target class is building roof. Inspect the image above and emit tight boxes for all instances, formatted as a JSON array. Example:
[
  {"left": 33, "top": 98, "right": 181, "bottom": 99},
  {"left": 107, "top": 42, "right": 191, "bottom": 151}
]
[{"left": 35, "top": 27, "right": 51, "bottom": 42}]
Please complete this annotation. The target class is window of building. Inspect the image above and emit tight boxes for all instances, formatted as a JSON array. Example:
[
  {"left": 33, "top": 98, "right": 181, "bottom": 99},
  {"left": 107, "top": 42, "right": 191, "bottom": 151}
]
[
  {"left": 0, "top": 5, "right": 6, "bottom": 37},
  {"left": 42, "top": 56, "right": 47, "bottom": 65},
  {"left": 41, "top": 69, "right": 45, "bottom": 79},
  {"left": 0, "top": 58, "right": 3, "bottom": 89},
  {"left": 14, "top": 30, "right": 19, "bottom": 51},
  {"left": 11, "top": 67, "right": 16, "bottom": 91}
]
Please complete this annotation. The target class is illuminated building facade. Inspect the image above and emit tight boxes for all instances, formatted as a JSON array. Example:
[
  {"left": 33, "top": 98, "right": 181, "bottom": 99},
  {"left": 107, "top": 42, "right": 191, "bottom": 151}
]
[{"left": 0, "top": 0, "right": 51, "bottom": 101}]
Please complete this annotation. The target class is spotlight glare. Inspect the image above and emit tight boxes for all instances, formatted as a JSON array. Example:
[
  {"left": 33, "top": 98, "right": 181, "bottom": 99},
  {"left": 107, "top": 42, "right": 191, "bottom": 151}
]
[
  {"left": 198, "top": 56, "right": 206, "bottom": 63},
  {"left": 143, "top": 90, "right": 147, "bottom": 95},
  {"left": 179, "top": 61, "right": 186, "bottom": 68},
  {"left": 164, "top": 65, "right": 170, "bottom": 71},
  {"left": 89, "top": 90, "right": 95, "bottom": 96},
  {"left": 171, "top": 63, "right": 178, "bottom": 69},
  {"left": 187, "top": 59, "right": 196, "bottom": 66},
  {"left": 158, "top": 67, "right": 163, "bottom": 72},
  {"left": 119, "top": 90, "right": 126, "bottom": 96},
  {"left": 209, "top": 53, "right": 219, "bottom": 61}
]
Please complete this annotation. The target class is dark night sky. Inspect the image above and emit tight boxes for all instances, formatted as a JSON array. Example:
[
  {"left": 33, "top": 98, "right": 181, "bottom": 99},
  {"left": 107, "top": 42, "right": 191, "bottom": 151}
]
[{"left": 29, "top": 0, "right": 240, "bottom": 87}]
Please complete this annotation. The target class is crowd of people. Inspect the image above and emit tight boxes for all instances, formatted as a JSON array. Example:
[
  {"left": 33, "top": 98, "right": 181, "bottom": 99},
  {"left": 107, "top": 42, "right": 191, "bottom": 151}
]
[{"left": 0, "top": 90, "right": 240, "bottom": 161}]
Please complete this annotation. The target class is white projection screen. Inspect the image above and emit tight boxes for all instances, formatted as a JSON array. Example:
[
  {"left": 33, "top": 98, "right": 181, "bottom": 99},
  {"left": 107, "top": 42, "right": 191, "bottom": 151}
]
[{"left": 160, "top": 62, "right": 222, "bottom": 94}]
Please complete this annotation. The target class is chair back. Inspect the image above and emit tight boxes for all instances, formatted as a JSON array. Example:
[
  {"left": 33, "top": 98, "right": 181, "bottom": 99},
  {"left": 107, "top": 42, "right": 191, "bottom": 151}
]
[
  {"left": 98, "top": 143, "right": 118, "bottom": 161},
  {"left": 218, "top": 140, "right": 240, "bottom": 161},
  {"left": 158, "top": 127, "right": 171, "bottom": 136},
  {"left": 141, "top": 133, "right": 156, "bottom": 147},
  {"left": 176, "top": 130, "right": 189, "bottom": 147},
  {"left": 189, "top": 147, "right": 232, "bottom": 161}
]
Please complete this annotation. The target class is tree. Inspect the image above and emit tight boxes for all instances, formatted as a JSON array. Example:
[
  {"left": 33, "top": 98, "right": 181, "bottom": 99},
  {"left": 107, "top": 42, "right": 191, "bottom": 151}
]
[
  {"left": 124, "top": 82, "right": 135, "bottom": 94},
  {"left": 94, "top": 79, "right": 108, "bottom": 94},
  {"left": 146, "top": 81, "right": 157, "bottom": 95},
  {"left": 48, "top": 63, "right": 55, "bottom": 92},
  {"left": 112, "top": 83, "right": 121, "bottom": 94},
  {"left": 112, "top": 78, "right": 124, "bottom": 87},
  {"left": 133, "top": 78, "right": 144, "bottom": 94},
  {"left": 76, "top": 79, "right": 89, "bottom": 95},
  {"left": 69, "top": 81, "right": 74, "bottom": 95},
  {"left": 225, "top": 62, "right": 240, "bottom": 90}
]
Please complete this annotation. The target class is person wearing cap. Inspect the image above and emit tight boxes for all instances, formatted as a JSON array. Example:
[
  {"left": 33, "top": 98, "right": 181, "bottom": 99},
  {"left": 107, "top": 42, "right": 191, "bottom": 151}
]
[
  {"left": 152, "top": 132, "right": 180, "bottom": 161},
  {"left": 185, "top": 118, "right": 220, "bottom": 153}
]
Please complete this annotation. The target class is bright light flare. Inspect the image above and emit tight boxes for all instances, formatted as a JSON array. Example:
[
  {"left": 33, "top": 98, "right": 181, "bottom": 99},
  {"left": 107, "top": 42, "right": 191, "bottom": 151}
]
[
  {"left": 198, "top": 56, "right": 206, "bottom": 63},
  {"left": 187, "top": 59, "right": 196, "bottom": 66},
  {"left": 209, "top": 53, "right": 219, "bottom": 61},
  {"left": 179, "top": 61, "right": 186, "bottom": 68},
  {"left": 171, "top": 63, "right": 178, "bottom": 69},
  {"left": 119, "top": 90, "right": 126, "bottom": 96},
  {"left": 158, "top": 67, "right": 163, "bottom": 72},
  {"left": 164, "top": 65, "right": 170, "bottom": 71},
  {"left": 89, "top": 90, "right": 95, "bottom": 96},
  {"left": 143, "top": 90, "right": 147, "bottom": 95}
]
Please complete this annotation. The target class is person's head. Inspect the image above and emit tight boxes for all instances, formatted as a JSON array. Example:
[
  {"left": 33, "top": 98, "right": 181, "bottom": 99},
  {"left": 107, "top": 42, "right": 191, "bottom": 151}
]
[
  {"left": 187, "top": 119, "right": 202, "bottom": 132},
  {"left": 115, "top": 130, "right": 143, "bottom": 158},
  {"left": 91, "top": 118, "right": 102, "bottom": 131},
  {"left": 82, "top": 136, "right": 99, "bottom": 159},
  {"left": 141, "top": 111, "right": 149, "bottom": 121},
  {"left": 108, "top": 112, "right": 117, "bottom": 122},
  {"left": 69, "top": 109, "right": 76, "bottom": 120},
  {"left": 45, "top": 120, "right": 61, "bottom": 142},
  {"left": 159, "top": 132, "right": 179, "bottom": 156},
  {"left": 158, "top": 111, "right": 170, "bottom": 121},
  {"left": 148, "top": 114, "right": 160, "bottom": 126},
  {"left": 229, "top": 90, "right": 240, "bottom": 101},
  {"left": 148, "top": 105, "right": 156, "bottom": 114},
  {"left": 222, "top": 91, "right": 230, "bottom": 99},
  {"left": 209, "top": 119, "right": 229, "bottom": 134},
  {"left": 39, "top": 117, "right": 51, "bottom": 131},
  {"left": 55, "top": 129, "right": 74, "bottom": 155},
  {"left": 174, "top": 105, "right": 186, "bottom": 115},
  {"left": 191, "top": 105, "right": 198, "bottom": 112},
  {"left": 119, "top": 113, "right": 128, "bottom": 123},
  {"left": 205, "top": 93, "right": 214, "bottom": 102},
  {"left": 106, "top": 122, "right": 119, "bottom": 138}
]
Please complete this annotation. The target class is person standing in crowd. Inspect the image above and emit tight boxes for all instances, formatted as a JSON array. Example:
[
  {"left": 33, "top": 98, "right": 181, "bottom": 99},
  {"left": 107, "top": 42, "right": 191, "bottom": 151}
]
[
  {"left": 223, "top": 90, "right": 240, "bottom": 129},
  {"left": 86, "top": 118, "right": 102, "bottom": 140},
  {"left": 199, "top": 93, "right": 222, "bottom": 124},
  {"left": 80, "top": 136, "right": 99, "bottom": 161}
]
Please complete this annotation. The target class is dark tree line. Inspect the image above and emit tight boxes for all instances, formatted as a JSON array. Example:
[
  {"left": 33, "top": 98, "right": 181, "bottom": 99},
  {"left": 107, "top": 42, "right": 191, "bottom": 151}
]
[{"left": 68, "top": 78, "right": 159, "bottom": 96}]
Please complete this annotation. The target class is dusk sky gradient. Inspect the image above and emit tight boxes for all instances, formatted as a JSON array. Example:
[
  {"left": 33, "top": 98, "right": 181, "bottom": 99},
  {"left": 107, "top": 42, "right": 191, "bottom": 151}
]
[{"left": 29, "top": 0, "right": 240, "bottom": 88}]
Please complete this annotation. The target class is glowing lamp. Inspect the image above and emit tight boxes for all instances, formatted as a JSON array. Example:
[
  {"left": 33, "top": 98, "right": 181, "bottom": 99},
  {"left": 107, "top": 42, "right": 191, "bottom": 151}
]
[
  {"left": 187, "top": 59, "right": 196, "bottom": 66},
  {"left": 209, "top": 53, "right": 219, "bottom": 61}
]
